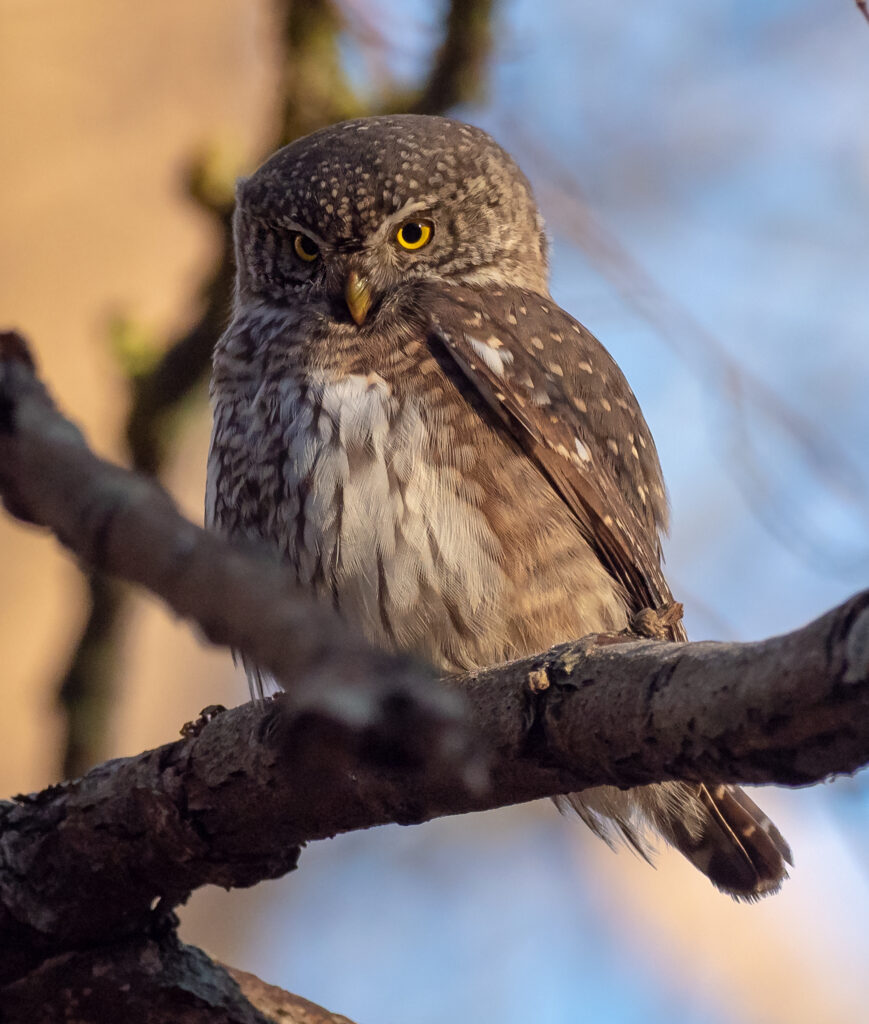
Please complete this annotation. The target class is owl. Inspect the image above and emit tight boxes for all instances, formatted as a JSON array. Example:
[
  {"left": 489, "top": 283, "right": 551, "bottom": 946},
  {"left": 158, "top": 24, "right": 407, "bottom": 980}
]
[{"left": 206, "top": 114, "right": 791, "bottom": 900}]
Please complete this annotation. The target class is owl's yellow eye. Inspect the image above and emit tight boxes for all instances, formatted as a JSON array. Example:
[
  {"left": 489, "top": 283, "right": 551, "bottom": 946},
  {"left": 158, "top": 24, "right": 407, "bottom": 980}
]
[
  {"left": 395, "top": 220, "right": 433, "bottom": 251},
  {"left": 293, "top": 233, "right": 319, "bottom": 262}
]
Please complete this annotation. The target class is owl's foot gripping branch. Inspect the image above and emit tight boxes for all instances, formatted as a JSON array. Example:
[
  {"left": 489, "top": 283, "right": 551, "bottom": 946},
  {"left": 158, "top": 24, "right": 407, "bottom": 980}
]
[{"left": 1, "top": 328, "right": 869, "bottom": 1019}]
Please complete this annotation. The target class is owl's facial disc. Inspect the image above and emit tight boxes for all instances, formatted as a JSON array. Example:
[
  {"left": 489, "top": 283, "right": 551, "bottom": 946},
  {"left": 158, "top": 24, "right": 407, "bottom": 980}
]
[{"left": 235, "top": 115, "right": 552, "bottom": 306}]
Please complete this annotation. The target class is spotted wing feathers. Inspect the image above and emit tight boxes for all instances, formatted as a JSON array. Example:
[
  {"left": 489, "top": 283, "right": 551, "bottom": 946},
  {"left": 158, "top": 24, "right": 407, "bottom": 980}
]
[{"left": 424, "top": 282, "right": 683, "bottom": 638}]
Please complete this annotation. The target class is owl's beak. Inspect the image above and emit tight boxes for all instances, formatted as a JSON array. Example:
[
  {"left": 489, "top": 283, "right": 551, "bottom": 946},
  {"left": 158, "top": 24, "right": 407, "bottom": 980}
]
[{"left": 345, "top": 270, "right": 373, "bottom": 325}]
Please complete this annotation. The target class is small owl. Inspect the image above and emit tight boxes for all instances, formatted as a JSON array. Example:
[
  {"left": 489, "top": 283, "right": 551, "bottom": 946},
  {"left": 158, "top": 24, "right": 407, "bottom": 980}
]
[{"left": 207, "top": 114, "right": 791, "bottom": 899}]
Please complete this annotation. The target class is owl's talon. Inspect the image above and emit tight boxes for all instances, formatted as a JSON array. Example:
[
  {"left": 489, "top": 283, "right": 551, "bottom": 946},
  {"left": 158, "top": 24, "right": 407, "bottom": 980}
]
[{"left": 628, "top": 602, "right": 684, "bottom": 640}]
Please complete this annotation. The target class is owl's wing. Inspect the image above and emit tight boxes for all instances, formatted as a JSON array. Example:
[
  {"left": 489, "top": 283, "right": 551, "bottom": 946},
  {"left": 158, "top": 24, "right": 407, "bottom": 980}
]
[
  {"left": 422, "top": 284, "right": 796, "bottom": 898},
  {"left": 423, "top": 282, "right": 684, "bottom": 638}
]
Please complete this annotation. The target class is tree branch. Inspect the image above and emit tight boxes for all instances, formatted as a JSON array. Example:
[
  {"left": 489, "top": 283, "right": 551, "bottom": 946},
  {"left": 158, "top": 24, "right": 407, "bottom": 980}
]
[
  {"left": 410, "top": 0, "right": 496, "bottom": 114},
  {"left": 2, "top": 329, "right": 869, "bottom": 995},
  {"left": 1, "top": 934, "right": 357, "bottom": 1023},
  {"left": 3, "top": 592, "right": 869, "bottom": 981}
]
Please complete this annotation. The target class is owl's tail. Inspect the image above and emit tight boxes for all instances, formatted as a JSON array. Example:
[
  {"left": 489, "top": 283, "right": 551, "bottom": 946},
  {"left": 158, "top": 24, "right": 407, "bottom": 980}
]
[
  {"left": 651, "top": 782, "right": 792, "bottom": 900},
  {"left": 563, "top": 781, "right": 792, "bottom": 901}
]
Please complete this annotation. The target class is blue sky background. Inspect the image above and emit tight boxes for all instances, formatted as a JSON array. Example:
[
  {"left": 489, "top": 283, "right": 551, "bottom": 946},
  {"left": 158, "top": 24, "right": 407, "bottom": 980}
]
[{"left": 189, "top": 1, "right": 869, "bottom": 1020}]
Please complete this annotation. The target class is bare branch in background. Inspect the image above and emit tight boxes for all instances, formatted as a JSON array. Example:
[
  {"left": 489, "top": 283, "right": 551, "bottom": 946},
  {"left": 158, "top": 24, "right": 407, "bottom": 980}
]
[
  {"left": 410, "top": 0, "right": 495, "bottom": 114},
  {"left": 2, "top": 328, "right": 869, "bottom": 1017},
  {"left": 857, "top": 1, "right": 869, "bottom": 27}
]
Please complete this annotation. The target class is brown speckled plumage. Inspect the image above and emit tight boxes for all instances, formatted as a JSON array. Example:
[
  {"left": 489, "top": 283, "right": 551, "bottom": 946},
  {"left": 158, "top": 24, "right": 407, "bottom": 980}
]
[{"left": 207, "top": 115, "right": 791, "bottom": 899}]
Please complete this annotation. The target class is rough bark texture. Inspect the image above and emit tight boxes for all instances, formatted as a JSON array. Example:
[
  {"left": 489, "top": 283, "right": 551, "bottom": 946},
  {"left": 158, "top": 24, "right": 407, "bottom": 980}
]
[
  {"left": 2, "top": 326, "right": 869, "bottom": 1014},
  {"left": 3, "top": 588, "right": 869, "bottom": 987},
  {"left": 1, "top": 935, "right": 357, "bottom": 1023}
]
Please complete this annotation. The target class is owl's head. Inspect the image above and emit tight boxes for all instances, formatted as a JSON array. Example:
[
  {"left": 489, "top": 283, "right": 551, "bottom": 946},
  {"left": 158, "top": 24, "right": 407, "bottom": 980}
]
[{"left": 233, "top": 115, "right": 549, "bottom": 325}]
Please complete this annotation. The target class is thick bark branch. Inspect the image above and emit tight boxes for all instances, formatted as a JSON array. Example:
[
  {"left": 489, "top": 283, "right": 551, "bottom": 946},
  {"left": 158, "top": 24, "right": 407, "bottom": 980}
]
[
  {"left": 1, "top": 934, "right": 357, "bottom": 1024},
  {"left": 3, "top": 587, "right": 869, "bottom": 983},
  {"left": 2, "top": 331, "right": 869, "bottom": 1002}
]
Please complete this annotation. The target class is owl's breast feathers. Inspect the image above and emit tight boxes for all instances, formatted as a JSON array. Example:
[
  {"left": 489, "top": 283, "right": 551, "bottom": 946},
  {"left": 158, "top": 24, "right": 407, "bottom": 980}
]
[
  {"left": 208, "top": 303, "right": 520, "bottom": 672},
  {"left": 208, "top": 281, "right": 681, "bottom": 673}
]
